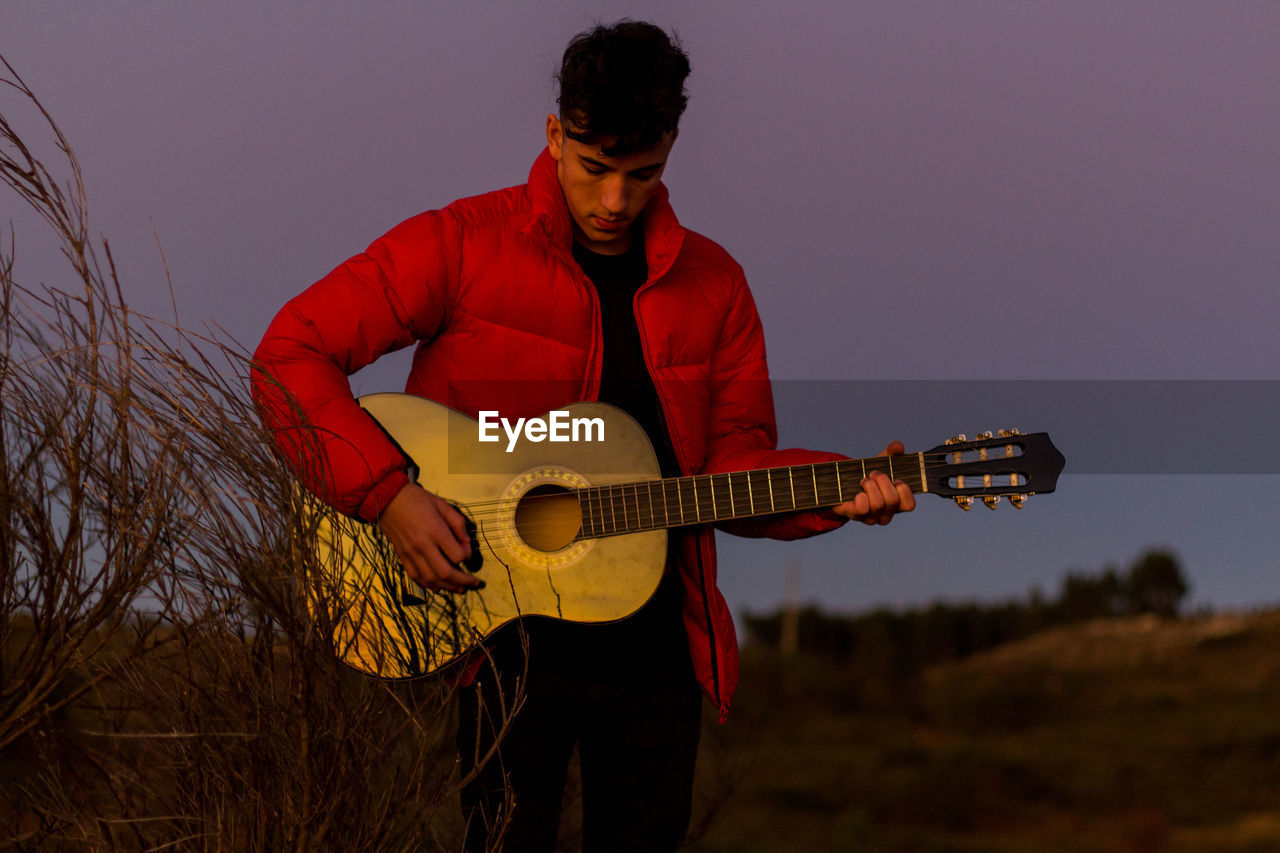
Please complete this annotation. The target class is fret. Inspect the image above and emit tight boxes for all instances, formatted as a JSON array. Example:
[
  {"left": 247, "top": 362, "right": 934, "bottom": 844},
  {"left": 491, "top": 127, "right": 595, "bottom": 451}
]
[
  {"left": 680, "top": 477, "right": 698, "bottom": 522},
  {"left": 632, "top": 481, "right": 643, "bottom": 532},
  {"left": 788, "top": 467, "right": 796, "bottom": 509},
  {"left": 810, "top": 464, "right": 819, "bottom": 506},
  {"left": 644, "top": 481, "right": 654, "bottom": 531},
  {"left": 767, "top": 468, "right": 791, "bottom": 512},
  {"left": 711, "top": 473, "right": 732, "bottom": 520},
  {"left": 812, "top": 462, "right": 837, "bottom": 505},
  {"left": 736, "top": 473, "right": 749, "bottom": 516},
  {"left": 726, "top": 472, "right": 745, "bottom": 517},
  {"left": 791, "top": 465, "right": 815, "bottom": 509},
  {"left": 743, "top": 469, "right": 763, "bottom": 515},
  {"left": 836, "top": 461, "right": 844, "bottom": 502},
  {"left": 767, "top": 468, "right": 776, "bottom": 512},
  {"left": 621, "top": 483, "right": 631, "bottom": 532},
  {"left": 695, "top": 476, "right": 716, "bottom": 522}
]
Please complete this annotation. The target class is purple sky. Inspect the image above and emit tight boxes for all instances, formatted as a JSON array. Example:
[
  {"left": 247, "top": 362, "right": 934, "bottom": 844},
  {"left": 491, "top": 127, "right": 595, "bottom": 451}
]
[{"left": 5, "top": 2, "right": 1279, "bottom": 615}]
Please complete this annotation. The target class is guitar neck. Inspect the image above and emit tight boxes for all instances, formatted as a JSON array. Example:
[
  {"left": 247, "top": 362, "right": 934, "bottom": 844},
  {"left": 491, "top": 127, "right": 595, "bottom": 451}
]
[{"left": 576, "top": 455, "right": 926, "bottom": 539}]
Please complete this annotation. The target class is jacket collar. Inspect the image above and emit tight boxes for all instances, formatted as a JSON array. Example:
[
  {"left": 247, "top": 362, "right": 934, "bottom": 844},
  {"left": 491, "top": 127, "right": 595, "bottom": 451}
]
[{"left": 523, "top": 147, "right": 686, "bottom": 282}]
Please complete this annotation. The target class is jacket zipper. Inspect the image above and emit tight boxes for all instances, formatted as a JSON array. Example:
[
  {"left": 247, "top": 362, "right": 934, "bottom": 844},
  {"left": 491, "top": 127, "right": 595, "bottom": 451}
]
[
  {"left": 560, "top": 223, "right": 728, "bottom": 716},
  {"left": 633, "top": 282, "right": 726, "bottom": 715}
]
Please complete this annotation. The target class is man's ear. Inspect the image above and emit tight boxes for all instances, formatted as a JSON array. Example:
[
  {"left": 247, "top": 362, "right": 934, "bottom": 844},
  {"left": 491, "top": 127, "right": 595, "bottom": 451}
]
[{"left": 546, "top": 113, "right": 564, "bottom": 160}]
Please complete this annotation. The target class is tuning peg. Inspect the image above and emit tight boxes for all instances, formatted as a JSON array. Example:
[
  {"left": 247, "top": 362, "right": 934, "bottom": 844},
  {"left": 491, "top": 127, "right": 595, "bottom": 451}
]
[
  {"left": 998, "top": 428, "right": 1021, "bottom": 437},
  {"left": 982, "top": 495, "right": 1000, "bottom": 510},
  {"left": 954, "top": 496, "right": 973, "bottom": 511},
  {"left": 1009, "top": 494, "right": 1027, "bottom": 509},
  {"left": 944, "top": 434, "right": 968, "bottom": 445},
  {"left": 977, "top": 430, "right": 994, "bottom": 440}
]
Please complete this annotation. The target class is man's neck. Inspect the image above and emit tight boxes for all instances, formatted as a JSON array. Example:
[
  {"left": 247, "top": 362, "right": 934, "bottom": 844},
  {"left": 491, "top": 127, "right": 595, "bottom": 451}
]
[{"left": 573, "top": 230, "right": 644, "bottom": 263}]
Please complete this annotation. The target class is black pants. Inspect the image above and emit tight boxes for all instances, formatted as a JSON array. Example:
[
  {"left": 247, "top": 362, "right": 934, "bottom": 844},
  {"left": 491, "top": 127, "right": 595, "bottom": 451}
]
[{"left": 457, "top": 573, "right": 702, "bottom": 852}]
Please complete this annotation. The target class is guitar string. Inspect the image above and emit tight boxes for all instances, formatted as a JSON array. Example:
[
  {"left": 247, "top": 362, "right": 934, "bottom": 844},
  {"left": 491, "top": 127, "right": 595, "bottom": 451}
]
[
  {"left": 330, "top": 458, "right": 1037, "bottom": 574},
  {"left": 449, "top": 472, "right": 1024, "bottom": 530},
  {"left": 388, "top": 455, "right": 1032, "bottom": 551},
  {"left": 423, "top": 453, "right": 1023, "bottom": 520}
]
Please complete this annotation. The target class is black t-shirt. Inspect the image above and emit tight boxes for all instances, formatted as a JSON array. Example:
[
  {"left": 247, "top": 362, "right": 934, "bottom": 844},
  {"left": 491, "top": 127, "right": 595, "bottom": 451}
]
[{"left": 571, "top": 237, "right": 680, "bottom": 478}]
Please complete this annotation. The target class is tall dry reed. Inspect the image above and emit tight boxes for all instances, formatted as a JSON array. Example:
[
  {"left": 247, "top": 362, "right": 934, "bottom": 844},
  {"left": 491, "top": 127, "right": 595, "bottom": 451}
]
[{"left": 1, "top": 55, "right": 515, "bottom": 851}]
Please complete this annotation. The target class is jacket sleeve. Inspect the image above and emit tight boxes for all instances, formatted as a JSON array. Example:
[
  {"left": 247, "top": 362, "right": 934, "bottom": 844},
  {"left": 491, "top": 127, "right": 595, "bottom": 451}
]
[
  {"left": 701, "top": 265, "right": 849, "bottom": 541},
  {"left": 252, "top": 209, "right": 462, "bottom": 521}
]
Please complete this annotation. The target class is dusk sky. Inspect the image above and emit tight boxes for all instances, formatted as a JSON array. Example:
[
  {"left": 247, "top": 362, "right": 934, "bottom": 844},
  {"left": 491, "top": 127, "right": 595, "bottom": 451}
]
[{"left": 4, "top": 2, "right": 1279, "bottom": 617}]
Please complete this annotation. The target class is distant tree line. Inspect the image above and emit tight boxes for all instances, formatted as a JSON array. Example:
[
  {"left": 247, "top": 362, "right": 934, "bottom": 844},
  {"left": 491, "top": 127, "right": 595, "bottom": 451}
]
[{"left": 742, "top": 549, "right": 1191, "bottom": 676}]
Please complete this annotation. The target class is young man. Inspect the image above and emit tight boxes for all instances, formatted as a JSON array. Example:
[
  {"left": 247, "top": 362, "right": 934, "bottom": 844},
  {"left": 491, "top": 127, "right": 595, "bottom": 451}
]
[{"left": 254, "top": 21, "right": 912, "bottom": 851}]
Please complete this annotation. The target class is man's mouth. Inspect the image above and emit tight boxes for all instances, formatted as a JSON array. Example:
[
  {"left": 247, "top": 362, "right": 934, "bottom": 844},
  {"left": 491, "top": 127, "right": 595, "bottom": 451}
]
[{"left": 591, "top": 216, "right": 628, "bottom": 232}]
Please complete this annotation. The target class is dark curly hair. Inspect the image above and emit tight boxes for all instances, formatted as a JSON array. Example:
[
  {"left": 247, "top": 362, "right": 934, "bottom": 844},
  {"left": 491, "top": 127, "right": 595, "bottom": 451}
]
[{"left": 556, "top": 20, "right": 691, "bottom": 157}]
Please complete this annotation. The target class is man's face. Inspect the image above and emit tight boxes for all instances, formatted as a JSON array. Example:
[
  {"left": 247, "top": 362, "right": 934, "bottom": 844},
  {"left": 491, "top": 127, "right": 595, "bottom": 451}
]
[{"left": 546, "top": 114, "right": 676, "bottom": 255}]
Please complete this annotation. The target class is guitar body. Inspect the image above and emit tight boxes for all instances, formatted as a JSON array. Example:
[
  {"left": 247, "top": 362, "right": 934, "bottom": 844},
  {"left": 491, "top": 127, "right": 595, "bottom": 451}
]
[{"left": 310, "top": 393, "right": 666, "bottom": 679}]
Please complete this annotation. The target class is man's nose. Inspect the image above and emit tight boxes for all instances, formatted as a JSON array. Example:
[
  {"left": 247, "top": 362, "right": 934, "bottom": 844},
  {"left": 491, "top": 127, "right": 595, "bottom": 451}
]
[{"left": 600, "top": 176, "right": 628, "bottom": 214}]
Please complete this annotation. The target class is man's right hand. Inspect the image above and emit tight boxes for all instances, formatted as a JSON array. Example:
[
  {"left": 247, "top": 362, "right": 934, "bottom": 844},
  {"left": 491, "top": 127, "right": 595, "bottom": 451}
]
[{"left": 376, "top": 483, "right": 481, "bottom": 593}]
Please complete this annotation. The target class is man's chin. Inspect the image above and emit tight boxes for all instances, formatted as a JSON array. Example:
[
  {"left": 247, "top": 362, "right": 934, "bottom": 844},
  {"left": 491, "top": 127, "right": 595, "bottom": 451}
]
[{"left": 573, "top": 221, "right": 633, "bottom": 253}]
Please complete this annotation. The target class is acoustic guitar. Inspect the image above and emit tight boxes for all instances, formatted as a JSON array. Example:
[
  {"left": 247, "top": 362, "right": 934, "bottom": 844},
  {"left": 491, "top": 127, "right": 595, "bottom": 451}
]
[{"left": 307, "top": 393, "right": 1065, "bottom": 679}]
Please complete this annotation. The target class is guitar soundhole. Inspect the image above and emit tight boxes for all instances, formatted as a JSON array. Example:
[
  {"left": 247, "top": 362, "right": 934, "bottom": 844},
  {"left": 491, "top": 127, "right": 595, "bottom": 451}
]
[{"left": 513, "top": 484, "right": 581, "bottom": 553}]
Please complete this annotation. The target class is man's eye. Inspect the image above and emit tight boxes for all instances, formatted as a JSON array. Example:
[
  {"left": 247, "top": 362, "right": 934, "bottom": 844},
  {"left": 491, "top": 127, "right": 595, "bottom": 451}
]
[{"left": 584, "top": 165, "right": 606, "bottom": 175}]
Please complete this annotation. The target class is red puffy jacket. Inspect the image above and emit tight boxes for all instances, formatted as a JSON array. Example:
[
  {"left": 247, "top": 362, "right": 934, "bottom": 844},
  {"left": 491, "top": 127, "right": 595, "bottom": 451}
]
[{"left": 253, "top": 149, "right": 846, "bottom": 718}]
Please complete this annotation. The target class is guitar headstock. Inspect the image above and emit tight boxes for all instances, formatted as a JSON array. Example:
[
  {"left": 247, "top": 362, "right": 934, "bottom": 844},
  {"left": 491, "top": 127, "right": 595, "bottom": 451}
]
[{"left": 923, "top": 430, "right": 1065, "bottom": 510}]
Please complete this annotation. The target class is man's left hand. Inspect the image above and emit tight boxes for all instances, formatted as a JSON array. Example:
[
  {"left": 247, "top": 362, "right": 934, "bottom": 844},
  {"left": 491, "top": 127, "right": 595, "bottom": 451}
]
[{"left": 831, "top": 441, "right": 917, "bottom": 525}]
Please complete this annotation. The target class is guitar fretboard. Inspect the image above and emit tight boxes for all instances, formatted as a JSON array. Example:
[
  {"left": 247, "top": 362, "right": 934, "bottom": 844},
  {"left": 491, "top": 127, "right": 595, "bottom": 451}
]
[{"left": 576, "top": 454, "right": 927, "bottom": 539}]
